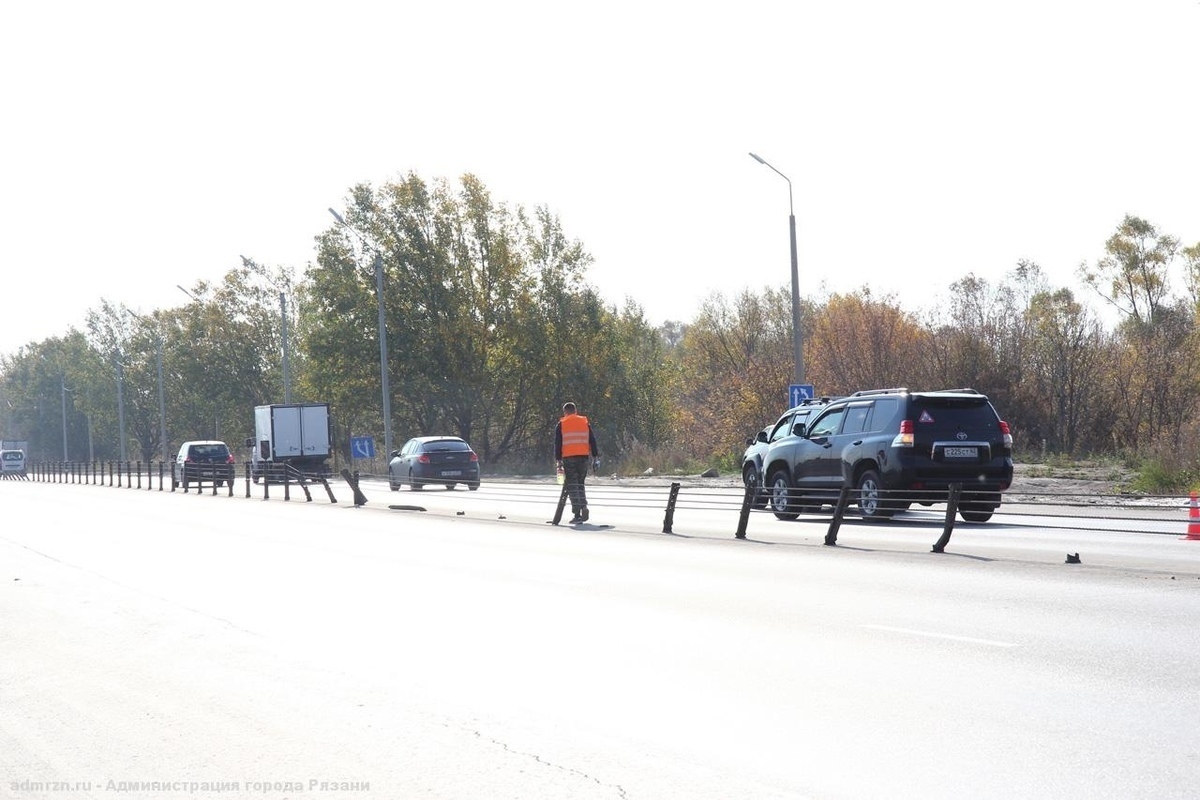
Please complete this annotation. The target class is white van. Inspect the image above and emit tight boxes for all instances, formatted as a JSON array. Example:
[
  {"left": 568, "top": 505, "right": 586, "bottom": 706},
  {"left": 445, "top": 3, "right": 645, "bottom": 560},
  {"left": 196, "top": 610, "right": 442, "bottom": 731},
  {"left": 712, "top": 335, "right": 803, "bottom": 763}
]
[{"left": 1, "top": 449, "right": 27, "bottom": 474}]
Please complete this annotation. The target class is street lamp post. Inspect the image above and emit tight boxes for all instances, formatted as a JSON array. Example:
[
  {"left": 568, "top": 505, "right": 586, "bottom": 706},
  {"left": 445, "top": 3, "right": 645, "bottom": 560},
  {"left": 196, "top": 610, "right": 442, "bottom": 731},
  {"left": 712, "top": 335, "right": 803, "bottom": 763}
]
[
  {"left": 749, "top": 152, "right": 805, "bottom": 385},
  {"left": 328, "top": 208, "right": 393, "bottom": 460},
  {"left": 129, "top": 309, "right": 170, "bottom": 465},
  {"left": 115, "top": 353, "right": 127, "bottom": 462},
  {"left": 61, "top": 375, "right": 68, "bottom": 460}
]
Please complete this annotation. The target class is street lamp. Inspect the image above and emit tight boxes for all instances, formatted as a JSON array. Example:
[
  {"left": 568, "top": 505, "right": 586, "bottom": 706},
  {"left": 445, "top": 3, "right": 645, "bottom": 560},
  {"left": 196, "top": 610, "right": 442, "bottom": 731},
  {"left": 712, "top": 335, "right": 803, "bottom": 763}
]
[
  {"left": 129, "top": 309, "right": 170, "bottom": 465},
  {"left": 328, "top": 207, "right": 393, "bottom": 459},
  {"left": 749, "top": 152, "right": 805, "bottom": 385}
]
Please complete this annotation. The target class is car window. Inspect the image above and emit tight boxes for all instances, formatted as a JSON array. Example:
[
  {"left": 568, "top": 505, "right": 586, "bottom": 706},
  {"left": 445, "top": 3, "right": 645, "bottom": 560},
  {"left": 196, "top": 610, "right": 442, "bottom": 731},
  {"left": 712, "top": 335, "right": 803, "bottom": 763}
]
[
  {"left": 427, "top": 440, "right": 470, "bottom": 452},
  {"left": 841, "top": 404, "right": 872, "bottom": 435},
  {"left": 911, "top": 397, "right": 998, "bottom": 437},
  {"left": 769, "top": 413, "right": 796, "bottom": 442},
  {"left": 808, "top": 407, "right": 846, "bottom": 438},
  {"left": 868, "top": 397, "right": 900, "bottom": 431},
  {"left": 190, "top": 444, "right": 229, "bottom": 458}
]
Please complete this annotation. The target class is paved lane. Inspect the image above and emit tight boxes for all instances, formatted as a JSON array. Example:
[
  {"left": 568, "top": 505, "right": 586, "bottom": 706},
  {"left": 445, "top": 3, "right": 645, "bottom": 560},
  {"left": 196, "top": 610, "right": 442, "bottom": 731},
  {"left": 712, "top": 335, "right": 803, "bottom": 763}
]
[{"left": 2, "top": 480, "right": 1199, "bottom": 799}]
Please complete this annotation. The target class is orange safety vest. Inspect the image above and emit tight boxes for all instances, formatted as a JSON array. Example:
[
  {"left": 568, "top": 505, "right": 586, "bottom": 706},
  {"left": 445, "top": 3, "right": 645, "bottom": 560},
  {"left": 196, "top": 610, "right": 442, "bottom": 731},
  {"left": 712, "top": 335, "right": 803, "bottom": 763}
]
[{"left": 560, "top": 414, "right": 591, "bottom": 457}]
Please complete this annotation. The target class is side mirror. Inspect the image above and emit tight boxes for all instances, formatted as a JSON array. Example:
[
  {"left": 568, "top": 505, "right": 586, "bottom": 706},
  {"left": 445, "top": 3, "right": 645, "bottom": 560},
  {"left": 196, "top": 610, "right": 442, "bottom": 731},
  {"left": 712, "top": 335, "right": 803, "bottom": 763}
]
[
  {"left": 756, "top": 430, "right": 769, "bottom": 444},
  {"left": 792, "top": 423, "right": 807, "bottom": 438},
  {"left": 244, "top": 437, "right": 254, "bottom": 448}
]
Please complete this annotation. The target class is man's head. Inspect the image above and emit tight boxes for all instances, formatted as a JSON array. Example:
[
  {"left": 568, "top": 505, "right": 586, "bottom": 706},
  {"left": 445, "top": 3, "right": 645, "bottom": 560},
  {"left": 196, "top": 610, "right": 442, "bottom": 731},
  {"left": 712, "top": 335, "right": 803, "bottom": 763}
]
[{"left": 562, "top": 402, "right": 577, "bottom": 415}]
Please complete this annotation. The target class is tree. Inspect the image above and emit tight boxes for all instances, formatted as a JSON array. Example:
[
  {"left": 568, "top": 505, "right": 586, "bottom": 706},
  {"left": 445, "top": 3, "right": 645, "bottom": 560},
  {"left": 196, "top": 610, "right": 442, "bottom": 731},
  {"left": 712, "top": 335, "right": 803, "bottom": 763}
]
[{"left": 1080, "top": 214, "right": 1179, "bottom": 327}]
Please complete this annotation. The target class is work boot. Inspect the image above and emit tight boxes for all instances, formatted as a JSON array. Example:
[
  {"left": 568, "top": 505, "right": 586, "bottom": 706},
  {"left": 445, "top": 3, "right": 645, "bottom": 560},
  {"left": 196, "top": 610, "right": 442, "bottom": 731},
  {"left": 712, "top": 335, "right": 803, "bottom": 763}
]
[{"left": 581, "top": 507, "right": 589, "bottom": 521}]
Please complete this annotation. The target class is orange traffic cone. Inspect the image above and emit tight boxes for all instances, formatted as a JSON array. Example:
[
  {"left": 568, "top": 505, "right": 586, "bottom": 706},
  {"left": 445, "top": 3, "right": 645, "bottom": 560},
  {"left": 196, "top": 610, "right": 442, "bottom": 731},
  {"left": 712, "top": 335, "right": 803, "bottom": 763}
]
[{"left": 1185, "top": 492, "right": 1200, "bottom": 541}]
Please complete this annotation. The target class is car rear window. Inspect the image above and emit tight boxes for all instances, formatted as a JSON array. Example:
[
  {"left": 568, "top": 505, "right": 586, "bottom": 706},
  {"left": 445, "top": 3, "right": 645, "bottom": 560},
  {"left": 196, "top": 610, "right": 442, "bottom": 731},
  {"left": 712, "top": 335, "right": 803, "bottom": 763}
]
[
  {"left": 424, "top": 440, "right": 470, "bottom": 452},
  {"left": 910, "top": 397, "right": 999, "bottom": 437},
  {"left": 190, "top": 444, "right": 230, "bottom": 458}
]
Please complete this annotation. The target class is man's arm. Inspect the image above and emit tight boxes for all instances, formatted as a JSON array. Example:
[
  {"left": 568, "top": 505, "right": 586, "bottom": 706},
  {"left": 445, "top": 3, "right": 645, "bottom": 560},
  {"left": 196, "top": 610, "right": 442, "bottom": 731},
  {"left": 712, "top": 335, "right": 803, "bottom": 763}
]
[{"left": 554, "top": 422, "right": 564, "bottom": 461}]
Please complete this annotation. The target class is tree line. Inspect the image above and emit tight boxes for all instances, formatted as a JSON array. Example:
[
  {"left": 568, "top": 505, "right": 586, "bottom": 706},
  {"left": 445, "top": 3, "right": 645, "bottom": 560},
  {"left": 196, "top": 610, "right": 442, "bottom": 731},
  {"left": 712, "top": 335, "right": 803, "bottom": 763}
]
[{"left": 2, "top": 174, "right": 1197, "bottom": 480}]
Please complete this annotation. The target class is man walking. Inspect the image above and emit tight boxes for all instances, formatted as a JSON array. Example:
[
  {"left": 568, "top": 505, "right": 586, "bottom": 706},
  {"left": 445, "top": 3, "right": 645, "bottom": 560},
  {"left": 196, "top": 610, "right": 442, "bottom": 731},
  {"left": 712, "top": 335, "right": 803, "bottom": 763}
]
[{"left": 555, "top": 402, "right": 599, "bottom": 524}]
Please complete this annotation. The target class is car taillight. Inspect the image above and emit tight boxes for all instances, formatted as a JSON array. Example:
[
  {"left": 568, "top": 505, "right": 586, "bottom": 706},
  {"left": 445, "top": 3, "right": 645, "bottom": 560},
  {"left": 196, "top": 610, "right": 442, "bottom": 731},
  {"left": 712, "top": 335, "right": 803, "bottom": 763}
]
[
  {"left": 469, "top": 452, "right": 479, "bottom": 462},
  {"left": 999, "top": 420, "right": 1013, "bottom": 448},
  {"left": 891, "top": 419, "right": 915, "bottom": 448},
  {"left": 226, "top": 455, "right": 235, "bottom": 464},
  {"left": 417, "top": 454, "right": 431, "bottom": 463}
]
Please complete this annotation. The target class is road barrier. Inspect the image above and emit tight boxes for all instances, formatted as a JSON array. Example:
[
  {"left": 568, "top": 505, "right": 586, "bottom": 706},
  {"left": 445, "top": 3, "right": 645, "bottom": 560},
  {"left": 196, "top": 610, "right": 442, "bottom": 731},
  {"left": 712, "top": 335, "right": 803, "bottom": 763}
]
[{"left": 14, "top": 463, "right": 1200, "bottom": 555}]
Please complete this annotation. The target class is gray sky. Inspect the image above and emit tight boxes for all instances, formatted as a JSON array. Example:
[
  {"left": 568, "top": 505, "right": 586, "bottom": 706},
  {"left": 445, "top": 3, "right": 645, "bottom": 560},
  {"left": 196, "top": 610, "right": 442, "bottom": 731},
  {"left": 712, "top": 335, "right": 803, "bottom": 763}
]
[{"left": 2, "top": 0, "right": 1197, "bottom": 358}]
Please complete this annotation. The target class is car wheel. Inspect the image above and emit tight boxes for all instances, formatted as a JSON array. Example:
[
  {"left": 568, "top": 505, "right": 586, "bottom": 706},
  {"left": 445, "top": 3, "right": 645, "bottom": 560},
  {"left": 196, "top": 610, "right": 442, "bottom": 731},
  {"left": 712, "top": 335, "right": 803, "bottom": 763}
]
[
  {"left": 444, "top": 483, "right": 456, "bottom": 490},
  {"left": 959, "top": 504, "right": 995, "bottom": 523},
  {"left": 856, "top": 469, "right": 895, "bottom": 520},
  {"left": 767, "top": 469, "right": 799, "bottom": 521},
  {"left": 468, "top": 481, "right": 480, "bottom": 491},
  {"left": 742, "top": 463, "right": 766, "bottom": 510},
  {"left": 409, "top": 470, "right": 424, "bottom": 491}
]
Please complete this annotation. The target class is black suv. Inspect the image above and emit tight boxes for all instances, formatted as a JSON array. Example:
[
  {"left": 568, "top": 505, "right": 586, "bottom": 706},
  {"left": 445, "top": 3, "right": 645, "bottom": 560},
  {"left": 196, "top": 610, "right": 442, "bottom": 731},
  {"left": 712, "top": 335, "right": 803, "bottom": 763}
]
[
  {"left": 762, "top": 388, "right": 1013, "bottom": 522},
  {"left": 741, "top": 397, "right": 835, "bottom": 508}
]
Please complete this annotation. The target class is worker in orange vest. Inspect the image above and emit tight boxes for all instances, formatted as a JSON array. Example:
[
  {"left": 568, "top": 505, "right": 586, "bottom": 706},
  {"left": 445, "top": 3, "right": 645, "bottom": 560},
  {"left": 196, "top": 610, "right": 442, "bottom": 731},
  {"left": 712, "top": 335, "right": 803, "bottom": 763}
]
[{"left": 554, "top": 401, "right": 600, "bottom": 524}]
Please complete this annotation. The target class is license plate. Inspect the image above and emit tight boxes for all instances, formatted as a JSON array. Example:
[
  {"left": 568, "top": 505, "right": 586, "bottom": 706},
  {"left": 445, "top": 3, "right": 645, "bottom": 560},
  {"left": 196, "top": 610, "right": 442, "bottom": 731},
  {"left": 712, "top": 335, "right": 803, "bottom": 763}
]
[
  {"left": 441, "top": 470, "right": 462, "bottom": 477},
  {"left": 943, "top": 447, "right": 978, "bottom": 458}
]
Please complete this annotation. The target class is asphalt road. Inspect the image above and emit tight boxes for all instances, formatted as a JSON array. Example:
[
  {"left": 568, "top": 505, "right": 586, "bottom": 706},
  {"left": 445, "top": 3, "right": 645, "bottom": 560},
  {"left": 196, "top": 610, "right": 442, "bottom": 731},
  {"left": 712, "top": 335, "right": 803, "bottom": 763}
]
[{"left": 3, "top": 478, "right": 1199, "bottom": 800}]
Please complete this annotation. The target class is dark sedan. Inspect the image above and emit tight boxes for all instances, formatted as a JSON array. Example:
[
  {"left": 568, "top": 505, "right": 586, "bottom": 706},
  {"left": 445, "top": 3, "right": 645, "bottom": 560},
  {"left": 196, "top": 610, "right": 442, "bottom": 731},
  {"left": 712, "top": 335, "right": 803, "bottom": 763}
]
[{"left": 388, "top": 436, "right": 481, "bottom": 491}]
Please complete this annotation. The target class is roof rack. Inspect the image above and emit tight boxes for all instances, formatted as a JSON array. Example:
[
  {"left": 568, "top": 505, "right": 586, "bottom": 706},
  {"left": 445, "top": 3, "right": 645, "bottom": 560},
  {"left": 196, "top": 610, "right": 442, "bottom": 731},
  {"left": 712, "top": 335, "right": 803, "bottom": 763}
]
[{"left": 849, "top": 388, "right": 909, "bottom": 397}]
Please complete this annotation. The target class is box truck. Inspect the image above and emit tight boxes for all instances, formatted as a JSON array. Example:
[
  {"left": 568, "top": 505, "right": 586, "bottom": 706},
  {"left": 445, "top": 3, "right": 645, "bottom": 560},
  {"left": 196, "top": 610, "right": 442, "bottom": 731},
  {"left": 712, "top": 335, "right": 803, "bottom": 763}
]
[{"left": 246, "top": 403, "right": 332, "bottom": 481}]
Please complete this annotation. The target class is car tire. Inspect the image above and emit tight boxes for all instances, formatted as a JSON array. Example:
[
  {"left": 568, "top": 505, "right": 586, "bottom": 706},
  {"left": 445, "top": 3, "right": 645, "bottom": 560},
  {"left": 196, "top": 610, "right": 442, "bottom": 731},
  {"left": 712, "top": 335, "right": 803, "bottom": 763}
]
[
  {"left": 389, "top": 470, "right": 399, "bottom": 492},
  {"left": 742, "top": 463, "right": 766, "bottom": 510},
  {"left": 468, "top": 481, "right": 480, "bottom": 491},
  {"left": 409, "top": 470, "right": 424, "bottom": 491},
  {"left": 856, "top": 469, "right": 895, "bottom": 520},
  {"left": 444, "top": 483, "right": 456, "bottom": 490},
  {"left": 767, "top": 468, "right": 799, "bottom": 521},
  {"left": 959, "top": 503, "right": 995, "bottom": 523}
]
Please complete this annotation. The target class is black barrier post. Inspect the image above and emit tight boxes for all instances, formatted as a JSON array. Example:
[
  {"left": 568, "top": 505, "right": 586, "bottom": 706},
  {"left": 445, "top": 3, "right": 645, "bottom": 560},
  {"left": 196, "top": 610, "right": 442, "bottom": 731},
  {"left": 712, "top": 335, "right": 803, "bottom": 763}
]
[
  {"left": 663, "top": 482, "right": 681, "bottom": 534},
  {"left": 244, "top": 462, "right": 251, "bottom": 498},
  {"left": 825, "top": 486, "right": 854, "bottom": 546},
  {"left": 931, "top": 483, "right": 963, "bottom": 553},
  {"left": 340, "top": 468, "right": 369, "bottom": 506},
  {"left": 736, "top": 484, "right": 754, "bottom": 539},
  {"left": 550, "top": 481, "right": 569, "bottom": 525},
  {"left": 135, "top": 462, "right": 142, "bottom": 490},
  {"left": 283, "top": 468, "right": 291, "bottom": 501}
]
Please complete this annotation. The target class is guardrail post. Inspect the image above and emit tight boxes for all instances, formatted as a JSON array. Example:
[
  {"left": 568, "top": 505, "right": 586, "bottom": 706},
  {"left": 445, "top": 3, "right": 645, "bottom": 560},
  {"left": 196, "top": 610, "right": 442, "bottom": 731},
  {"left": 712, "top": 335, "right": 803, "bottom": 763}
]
[
  {"left": 550, "top": 481, "right": 569, "bottom": 525},
  {"left": 931, "top": 483, "right": 963, "bottom": 553},
  {"left": 736, "top": 484, "right": 755, "bottom": 539},
  {"left": 662, "top": 482, "right": 681, "bottom": 533},
  {"left": 340, "top": 468, "right": 368, "bottom": 506},
  {"left": 825, "top": 486, "right": 854, "bottom": 546}
]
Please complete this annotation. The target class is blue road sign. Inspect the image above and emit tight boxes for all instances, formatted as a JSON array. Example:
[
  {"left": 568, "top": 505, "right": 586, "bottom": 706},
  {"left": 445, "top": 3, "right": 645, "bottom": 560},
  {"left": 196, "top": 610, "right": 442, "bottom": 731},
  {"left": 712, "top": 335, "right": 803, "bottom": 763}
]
[
  {"left": 788, "top": 384, "right": 815, "bottom": 406},
  {"left": 350, "top": 436, "right": 376, "bottom": 459}
]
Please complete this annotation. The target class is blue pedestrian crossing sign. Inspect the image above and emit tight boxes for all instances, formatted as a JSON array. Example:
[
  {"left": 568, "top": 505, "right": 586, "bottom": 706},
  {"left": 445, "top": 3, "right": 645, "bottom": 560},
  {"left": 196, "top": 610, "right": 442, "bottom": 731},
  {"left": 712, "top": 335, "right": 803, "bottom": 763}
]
[
  {"left": 789, "top": 384, "right": 815, "bottom": 406},
  {"left": 350, "top": 436, "right": 376, "bottom": 459}
]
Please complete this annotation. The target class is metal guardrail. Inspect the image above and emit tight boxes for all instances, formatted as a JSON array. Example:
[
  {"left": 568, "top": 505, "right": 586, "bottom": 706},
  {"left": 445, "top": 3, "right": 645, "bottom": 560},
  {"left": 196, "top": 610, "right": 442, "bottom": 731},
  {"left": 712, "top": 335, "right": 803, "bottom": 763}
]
[{"left": 15, "top": 462, "right": 1199, "bottom": 550}]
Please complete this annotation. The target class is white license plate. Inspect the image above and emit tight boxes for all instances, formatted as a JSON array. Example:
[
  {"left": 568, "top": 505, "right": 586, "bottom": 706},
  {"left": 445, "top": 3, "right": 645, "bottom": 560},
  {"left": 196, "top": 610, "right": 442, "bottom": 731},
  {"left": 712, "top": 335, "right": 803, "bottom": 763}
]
[
  {"left": 943, "top": 447, "right": 978, "bottom": 458},
  {"left": 441, "top": 469, "right": 463, "bottom": 477}
]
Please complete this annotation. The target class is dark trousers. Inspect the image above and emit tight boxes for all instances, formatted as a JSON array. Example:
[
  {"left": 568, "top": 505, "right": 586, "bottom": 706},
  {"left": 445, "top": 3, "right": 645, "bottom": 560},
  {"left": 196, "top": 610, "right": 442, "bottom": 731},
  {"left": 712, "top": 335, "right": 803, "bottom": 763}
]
[{"left": 562, "top": 455, "right": 590, "bottom": 514}]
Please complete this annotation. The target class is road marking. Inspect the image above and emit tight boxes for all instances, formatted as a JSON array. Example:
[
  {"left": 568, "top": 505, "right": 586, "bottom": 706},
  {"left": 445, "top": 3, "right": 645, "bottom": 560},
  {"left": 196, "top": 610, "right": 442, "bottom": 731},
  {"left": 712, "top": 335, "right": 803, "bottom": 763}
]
[{"left": 861, "top": 624, "right": 1018, "bottom": 648}]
